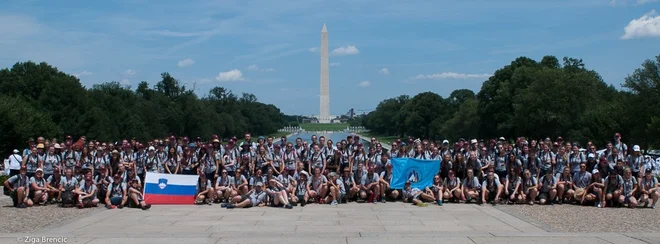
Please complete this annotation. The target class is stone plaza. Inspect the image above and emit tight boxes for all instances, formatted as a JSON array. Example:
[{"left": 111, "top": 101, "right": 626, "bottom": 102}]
[{"left": 2, "top": 202, "right": 658, "bottom": 244}]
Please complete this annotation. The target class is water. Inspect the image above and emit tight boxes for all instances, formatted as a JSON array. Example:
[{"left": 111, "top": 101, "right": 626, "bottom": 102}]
[{"left": 286, "top": 132, "right": 370, "bottom": 147}]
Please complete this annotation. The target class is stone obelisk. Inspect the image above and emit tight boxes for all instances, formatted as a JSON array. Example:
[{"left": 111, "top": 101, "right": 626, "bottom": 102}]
[{"left": 319, "top": 23, "right": 330, "bottom": 123}]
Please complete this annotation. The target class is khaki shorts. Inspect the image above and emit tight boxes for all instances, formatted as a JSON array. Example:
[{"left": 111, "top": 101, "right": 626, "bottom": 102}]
[{"left": 574, "top": 188, "right": 585, "bottom": 199}]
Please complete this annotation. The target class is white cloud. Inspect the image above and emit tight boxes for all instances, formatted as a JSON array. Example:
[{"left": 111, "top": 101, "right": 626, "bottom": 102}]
[
  {"left": 123, "top": 69, "right": 136, "bottom": 76},
  {"left": 413, "top": 72, "right": 492, "bottom": 80},
  {"left": 621, "top": 10, "right": 660, "bottom": 39},
  {"left": 331, "top": 45, "right": 360, "bottom": 56},
  {"left": 120, "top": 79, "right": 130, "bottom": 85},
  {"left": 358, "top": 80, "right": 371, "bottom": 87},
  {"left": 330, "top": 62, "right": 340, "bottom": 67},
  {"left": 72, "top": 71, "right": 92, "bottom": 78},
  {"left": 177, "top": 58, "right": 195, "bottom": 67},
  {"left": 246, "top": 64, "right": 276, "bottom": 72},
  {"left": 215, "top": 69, "right": 245, "bottom": 82},
  {"left": 308, "top": 47, "right": 319, "bottom": 52},
  {"left": 378, "top": 68, "right": 390, "bottom": 75}
]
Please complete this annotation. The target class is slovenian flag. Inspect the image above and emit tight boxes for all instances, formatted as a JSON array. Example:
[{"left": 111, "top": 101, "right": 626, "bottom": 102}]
[{"left": 144, "top": 172, "right": 198, "bottom": 204}]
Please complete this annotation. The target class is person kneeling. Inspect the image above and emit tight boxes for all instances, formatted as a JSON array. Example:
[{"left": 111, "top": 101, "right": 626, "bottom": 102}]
[
  {"left": 225, "top": 182, "right": 267, "bottom": 209},
  {"left": 75, "top": 172, "right": 99, "bottom": 208},
  {"left": 481, "top": 172, "right": 502, "bottom": 205},
  {"left": 538, "top": 170, "right": 557, "bottom": 205},
  {"left": 359, "top": 166, "right": 380, "bottom": 204}
]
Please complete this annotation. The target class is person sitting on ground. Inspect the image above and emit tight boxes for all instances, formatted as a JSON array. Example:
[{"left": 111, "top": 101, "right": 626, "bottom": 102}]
[
  {"left": 95, "top": 167, "right": 113, "bottom": 200},
  {"left": 481, "top": 171, "right": 502, "bottom": 205},
  {"left": 325, "top": 172, "right": 344, "bottom": 205},
  {"left": 341, "top": 168, "right": 359, "bottom": 202},
  {"left": 232, "top": 169, "right": 248, "bottom": 196},
  {"left": 127, "top": 178, "right": 151, "bottom": 210},
  {"left": 293, "top": 171, "right": 310, "bottom": 206},
  {"left": 572, "top": 163, "right": 592, "bottom": 203},
  {"left": 46, "top": 167, "right": 62, "bottom": 203},
  {"left": 75, "top": 171, "right": 99, "bottom": 208},
  {"left": 308, "top": 167, "right": 328, "bottom": 203},
  {"left": 360, "top": 165, "right": 380, "bottom": 204},
  {"left": 520, "top": 169, "right": 538, "bottom": 205},
  {"left": 556, "top": 167, "right": 574, "bottom": 204},
  {"left": 462, "top": 168, "right": 481, "bottom": 202},
  {"left": 105, "top": 174, "right": 127, "bottom": 209},
  {"left": 443, "top": 170, "right": 463, "bottom": 204},
  {"left": 265, "top": 178, "right": 293, "bottom": 209},
  {"left": 583, "top": 169, "right": 605, "bottom": 207},
  {"left": 639, "top": 168, "right": 659, "bottom": 209},
  {"left": 621, "top": 167, "right": 638, "bottom": 208},
  {"left": 504, "top": 167, "right": 521, "bottom": 204},
  {"left": 427, "top": 174, "right": 444, "bottom": 206},
  {"left": 215, "top": 169, "right": 234, "bottom": 203},
  {"left": 195, "top": 171, "right": 214, "bottom": 205},
  {"left": 4, "top": 166, "right": 32, "bottom": 208},
  {"left": 402, "top": 181, "right": 433, "bottom": 206},
  {"left": 29, "top": 168, "right": 50, "bottom": 205},
  {"left": 225, "top": 181, "right": 267, "bottom": 209},
  {"left": 604, "top": 168, "right": 624, "bottom": 208},
  {"left": 537, "top": 169, "right": 557, "bottom": 205},
  {"left": 276, "top": 168, "right": 295, "bottom": 202},
  {"left": 59, "top": 168, "right": 78, "bottom": 207}
]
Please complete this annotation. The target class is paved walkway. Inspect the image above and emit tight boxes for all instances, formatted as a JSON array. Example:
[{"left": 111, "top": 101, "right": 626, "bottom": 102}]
[{"left": 2, "top": 202, "right": 657, "bottom": 244}]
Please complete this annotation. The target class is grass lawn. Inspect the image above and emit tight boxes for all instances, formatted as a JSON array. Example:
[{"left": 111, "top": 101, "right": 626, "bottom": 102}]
[
  {"left": 299, "top": 123, "right": 349, "bottom": 131},
  {"left": 359, "top": 132, "right": 399, "bottom": 145}
]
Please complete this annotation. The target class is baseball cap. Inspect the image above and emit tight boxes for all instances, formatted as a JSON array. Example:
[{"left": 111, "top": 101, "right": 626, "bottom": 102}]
[
  {"left": 36, "top": 168, "right": 43, "bottom": 172},
  {"left": 12, "top": 149, "right": 19, "bottom": 154},
  {"left": 646, "top": 168, "right": 652, "bottom": 173},
  {"left": 37, "top": 143, "right": 45, "bottom": 149},
  {"left": 442, "top": 140, "right": 449, "bottom": 144},
  {"left": 470, "top": 139, "right": 477, "bottom": 144},
  {"left": 588, "top": 153, "right": 595, "bottom": 159},
  {"left": 256, "top": 182, "right": 264, "bottom": 187},
  {"left": 498, "top": 137, "right": 505, "bottom": 141},
  {"left": 633, "top": 145, "right": 640, "bottom": 152},
  {"left": 599, "top": 157, "right": 608, "bottom": 163},
  {"left": 212, "top": 138, "right": 220, "bottom": 143},
  {"left": 148, "top": 146, "right": 155, "bottom": 151},
  {"left": 592, "top": 169, "right": 599, "bottom": 175}
]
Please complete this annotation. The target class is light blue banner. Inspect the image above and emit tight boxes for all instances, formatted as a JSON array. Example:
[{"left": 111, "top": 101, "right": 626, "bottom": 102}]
[{"left": 390, "top": 158, "right": 440, "bottom": 189}]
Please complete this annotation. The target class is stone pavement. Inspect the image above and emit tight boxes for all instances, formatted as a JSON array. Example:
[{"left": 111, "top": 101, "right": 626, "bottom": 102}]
[{"left": 2, "top": 202, "right": 658, "bottom": 244}]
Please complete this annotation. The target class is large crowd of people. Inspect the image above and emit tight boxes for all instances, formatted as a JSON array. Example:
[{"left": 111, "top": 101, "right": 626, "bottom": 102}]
[{"left": 3, "top": 132, "right": 659, "bottom": 210}]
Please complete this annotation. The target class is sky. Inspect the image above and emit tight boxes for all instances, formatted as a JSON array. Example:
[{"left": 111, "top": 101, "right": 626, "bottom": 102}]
[{"left": 1, "top": 0, "right": 660, "bottom": 117}]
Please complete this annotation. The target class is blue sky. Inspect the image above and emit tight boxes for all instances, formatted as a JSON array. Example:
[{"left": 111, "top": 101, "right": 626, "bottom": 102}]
[{"left": 1, "top": 0, "right": 659, "bottom": 116}]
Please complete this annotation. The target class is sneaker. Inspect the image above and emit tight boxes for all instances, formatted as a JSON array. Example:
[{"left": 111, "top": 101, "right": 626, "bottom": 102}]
[
  {"left": 117, "top": 205, "right": 124, "bottom": 209},
  {"left": 17, "top": 203, "right": 27, "bottom": 209},
  {"left": 105, "top": 205, "right": 114, "bottom": 209},
  {"left": 381, "top": 197, "right": 387, "bottom": 203},
  {"left": 221, "top": 203, "right": 228, "bottom": 208},
  {"left": 301, "top": 201, "right": 306, "bottom": 207},
  {"left": 206, "top": 200, "right": 212, "bottom": 206},
  {"left": 285, "top": 204, "right": 293, "bottom": 209},
  {"left": 226, "top": 204, "right": 236, "bottom": 209},
  {"left": 436, "top": 200, "right": 443, "bottom": 206},
  {"left": 597, "top": 203, "right": 602, "bottom": 208},
  {"left": 652, "top": 204, "right": 656, "bottom": 209},
  {"left": 331, "top": 200, "right": 338, "bottom": 206}
]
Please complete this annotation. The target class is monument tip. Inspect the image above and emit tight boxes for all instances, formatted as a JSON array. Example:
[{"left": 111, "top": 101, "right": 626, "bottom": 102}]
[{"left": 322, "top": 23, "right": 327, "bottom": 33}]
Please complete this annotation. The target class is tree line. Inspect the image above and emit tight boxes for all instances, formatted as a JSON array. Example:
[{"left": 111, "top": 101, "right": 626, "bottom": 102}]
[
  {"left": 359, "top": 55, "right": 660, "bottom": 149},
  {"left": 0, "top": 61, "right": 287, "bottom": 156}
]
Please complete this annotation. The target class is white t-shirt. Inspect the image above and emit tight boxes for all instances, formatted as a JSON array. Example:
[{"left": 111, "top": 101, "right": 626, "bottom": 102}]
[{"left": 7, "top": 154, "right": 22, "bottom": 170}]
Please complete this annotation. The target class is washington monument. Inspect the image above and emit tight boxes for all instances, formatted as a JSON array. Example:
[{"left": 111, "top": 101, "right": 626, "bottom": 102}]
[{"left": 319, "top": 23, "right": 331, "bottom": 123}]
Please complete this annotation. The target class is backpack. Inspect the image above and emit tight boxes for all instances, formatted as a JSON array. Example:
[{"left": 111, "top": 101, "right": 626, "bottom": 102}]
[{"left": 61, "top": 189, "right": 75, "bottom": 207}]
